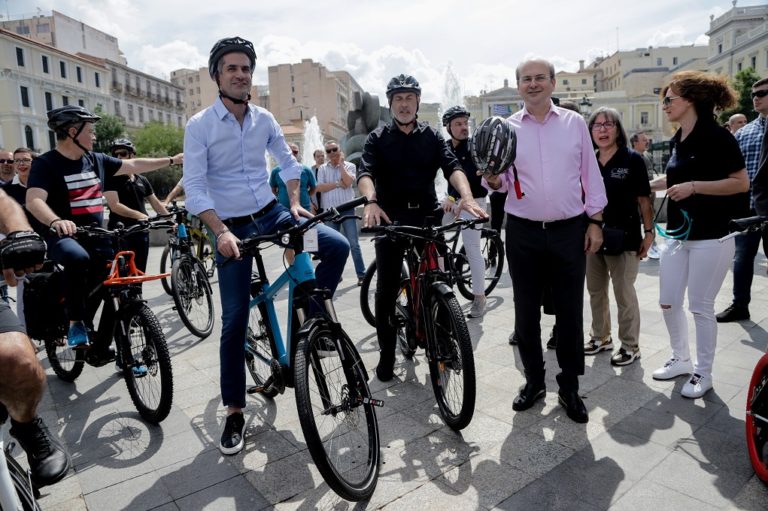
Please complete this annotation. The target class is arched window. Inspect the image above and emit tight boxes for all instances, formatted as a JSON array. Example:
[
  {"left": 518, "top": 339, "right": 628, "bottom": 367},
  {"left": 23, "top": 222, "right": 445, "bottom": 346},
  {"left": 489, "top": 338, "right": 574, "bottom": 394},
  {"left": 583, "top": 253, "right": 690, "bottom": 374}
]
[{"left": 24, "top": 125, "right": 34, "bottom": 150}]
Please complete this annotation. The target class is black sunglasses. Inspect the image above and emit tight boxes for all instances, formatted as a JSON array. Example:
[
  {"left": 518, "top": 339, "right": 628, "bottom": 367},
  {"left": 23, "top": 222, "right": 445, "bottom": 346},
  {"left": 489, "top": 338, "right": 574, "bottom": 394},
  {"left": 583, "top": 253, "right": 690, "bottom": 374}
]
[
  {"left": 752, "top": 90, "right": 768, "bottom": 99},
  {"left": 0, "top": 159, "right": 12, "bottom": 164},
  {"left": 113, "top": 150, "right": 130, "bottom": 158},
  {"left": 326, "top": 147, "right": 339, "bottom": 154}
]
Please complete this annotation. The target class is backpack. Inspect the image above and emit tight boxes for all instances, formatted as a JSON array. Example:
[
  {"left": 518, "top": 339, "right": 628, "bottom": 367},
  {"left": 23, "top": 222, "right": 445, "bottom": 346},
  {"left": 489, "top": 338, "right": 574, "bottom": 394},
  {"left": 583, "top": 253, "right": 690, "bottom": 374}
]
[{"left": 23, "top": 269, "right": 67, "bottom": 341}]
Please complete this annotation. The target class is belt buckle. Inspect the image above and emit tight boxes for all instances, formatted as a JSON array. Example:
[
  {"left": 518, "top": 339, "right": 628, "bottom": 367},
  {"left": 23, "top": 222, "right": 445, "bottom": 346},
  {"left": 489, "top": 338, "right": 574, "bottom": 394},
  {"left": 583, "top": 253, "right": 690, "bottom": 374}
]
[
  {"left": 407, "top": 201, "right": 419, "bottom": 209},
  {"left": 541, "top": 220, "right": 548, "bottom": 229}
]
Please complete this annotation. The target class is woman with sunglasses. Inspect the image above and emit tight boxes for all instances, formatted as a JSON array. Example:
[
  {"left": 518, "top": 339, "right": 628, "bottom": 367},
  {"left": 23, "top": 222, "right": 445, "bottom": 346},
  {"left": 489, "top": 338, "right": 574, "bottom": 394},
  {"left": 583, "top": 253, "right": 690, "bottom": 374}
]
[
  {"left": 650, "top": 71, "right": 749, "bottom": 398},
  {"left": 584, "top": 108, "right": 653, "bottom": 367}
]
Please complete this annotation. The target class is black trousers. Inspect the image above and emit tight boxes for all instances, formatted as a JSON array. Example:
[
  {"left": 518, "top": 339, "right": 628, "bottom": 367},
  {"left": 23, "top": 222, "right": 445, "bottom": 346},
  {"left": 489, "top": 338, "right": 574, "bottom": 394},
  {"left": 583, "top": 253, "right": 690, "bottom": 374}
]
[{"left": 505, "top": 214, "right": 586, "bottom": 391}]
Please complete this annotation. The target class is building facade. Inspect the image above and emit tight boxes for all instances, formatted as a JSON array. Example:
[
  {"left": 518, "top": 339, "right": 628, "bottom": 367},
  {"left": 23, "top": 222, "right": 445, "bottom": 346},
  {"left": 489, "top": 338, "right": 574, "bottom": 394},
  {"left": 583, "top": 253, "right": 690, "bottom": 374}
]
[{"left": 707, "top": 3, "right": 768, "bottom": 78}]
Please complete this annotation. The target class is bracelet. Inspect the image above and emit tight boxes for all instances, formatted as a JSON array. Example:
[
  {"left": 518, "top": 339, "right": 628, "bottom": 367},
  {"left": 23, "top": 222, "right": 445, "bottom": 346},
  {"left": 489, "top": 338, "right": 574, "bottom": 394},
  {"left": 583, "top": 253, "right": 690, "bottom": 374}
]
[
  {"left": 168, "top": 157, "right": 174, "bottom": 166},
  {"left": 691, "top": 181, "right": 696, "bottom": 195},
  {"left": 216, "top": 229, "right": 230, "bottom": 241},
  {"left": 49, "top": 218, "right": 62, "bottom": 228}
]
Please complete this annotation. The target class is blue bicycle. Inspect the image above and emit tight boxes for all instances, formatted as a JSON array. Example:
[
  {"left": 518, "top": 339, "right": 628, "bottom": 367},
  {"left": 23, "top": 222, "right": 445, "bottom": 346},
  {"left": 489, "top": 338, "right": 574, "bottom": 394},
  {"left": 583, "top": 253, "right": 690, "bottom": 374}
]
[{"left": 241, "top": 196, "right": 382, "bottom": 501}]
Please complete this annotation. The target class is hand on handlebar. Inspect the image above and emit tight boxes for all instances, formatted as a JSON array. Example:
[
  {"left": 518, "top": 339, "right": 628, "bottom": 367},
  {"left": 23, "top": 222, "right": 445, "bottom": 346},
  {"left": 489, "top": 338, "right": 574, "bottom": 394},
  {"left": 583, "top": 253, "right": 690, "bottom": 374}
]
[
  {"left": 51, "top": 218, "right": 77, "bottom": 237},
  {"left": 290, "top": 204, "right": 314, "bottom": 222},
  {"left": 460, "top": 197, "right": 489, "bottom": 219},
  {"left": 363, "top": 202, "right": 391, "bottom": 227},
  {"left": 218, "top": 231, "right": 241, "bottom": 259}
]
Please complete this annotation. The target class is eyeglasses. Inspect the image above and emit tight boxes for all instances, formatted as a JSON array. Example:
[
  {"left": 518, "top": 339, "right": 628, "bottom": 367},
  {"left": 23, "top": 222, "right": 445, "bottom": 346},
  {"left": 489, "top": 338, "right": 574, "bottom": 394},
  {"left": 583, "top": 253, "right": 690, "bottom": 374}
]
[
  {"left": 752, "top": 90, "right": 768, "bottom": 99},
  {"left": 13, "top": 159, "right": 32, "bottom": 164},
  {"left": 326, "top": 147, "right": 339, "bottom": 154},
  {"left": 662, "top": 95, "right": 681, "bottom": 106},
  {"left": 591, "top": 122, "right": 616, "bottom": 131},
  {"left": 113, "top": 150, "right": 129, "bottom": 158},
  {"left": 0, "top": 159, "right": 12, "bottom": 165}
]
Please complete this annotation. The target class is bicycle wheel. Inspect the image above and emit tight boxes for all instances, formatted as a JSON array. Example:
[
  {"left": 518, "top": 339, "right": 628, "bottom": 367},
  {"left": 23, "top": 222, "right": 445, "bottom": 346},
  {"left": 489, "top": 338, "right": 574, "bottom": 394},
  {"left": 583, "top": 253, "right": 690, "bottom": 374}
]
[
  {"left": 193, "top": 229, "right": 216, "bottom": 279},
  {"left": 245, "top": 304, "right": 278, "bottom": 399},
  {"left": 171, "top": 257, "right": 214, "bottom": 338},
  {"left": 160, "top": 244, "right": 173, "bottom": 295},
  {"left": 746, "top": 352, "right": 768, "bottom": 482},
  {"left": 44, "top": 336, "right": 85, "bottom": 382},
  {"left": 426, "top": 291, "right": 476, "bottom": 430},
  {"left": 454, "top": 230, "right": 505, "bottom": 301},
  {"left": 294, "top": 322, "right": 380, "bottom": 501},
  {"left": 120, "top": 304, "right": 174, "bottom": 424},
  {"left": 5, "top": 455, "right": 42, "bottom": 510},
  {"left": 359, "top": 260, "right": 410, "bottom": 328}
]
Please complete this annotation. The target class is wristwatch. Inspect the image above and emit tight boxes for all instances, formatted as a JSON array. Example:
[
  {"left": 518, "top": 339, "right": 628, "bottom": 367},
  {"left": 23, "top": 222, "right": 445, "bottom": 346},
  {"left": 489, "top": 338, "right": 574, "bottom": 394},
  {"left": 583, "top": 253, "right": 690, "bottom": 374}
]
[{"left": 586, "top": 217, "right": 604, "bottom": 228}]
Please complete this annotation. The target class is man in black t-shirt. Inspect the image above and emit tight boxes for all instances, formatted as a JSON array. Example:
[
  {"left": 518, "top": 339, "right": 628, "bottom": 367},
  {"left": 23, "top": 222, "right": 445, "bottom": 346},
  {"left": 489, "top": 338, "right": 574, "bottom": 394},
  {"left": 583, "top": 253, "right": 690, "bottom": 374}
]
[
  {"left": 356, "top": 74, "right": 486, "bottom": 381},
  {"left": 26, "top": 106, "right": 182, "bottom": 360}
]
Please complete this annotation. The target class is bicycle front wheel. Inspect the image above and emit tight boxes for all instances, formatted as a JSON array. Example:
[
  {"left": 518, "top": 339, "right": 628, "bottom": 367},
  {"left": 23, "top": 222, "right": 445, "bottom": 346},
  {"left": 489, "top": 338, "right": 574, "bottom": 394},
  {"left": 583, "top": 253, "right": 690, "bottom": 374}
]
[
  {"left": 171, "top": 257, "right": 214, "bottom": 338},
  {"left": 45, "top": 336, "right": 85, "bottom": 382},
  {"left": 746, "top": 352, "right": 768, "bottom": 482},
  {"left": 120, "top": 304, "right": 174, "bottom": 424},
  {"left": 294, "top": 322, "right": 380, "bottom": 501},
  {"left": 426, "top": 291, "right": 476, "bottom": 430},
  {"left": 5, "top": 455, "right": 42, "bottom": 510},
  {"left": 160, "top": 244, "right": 173, "bottom": 295},
  {"left": 454, "top": 230, "right": 504, "bottom": 301}
]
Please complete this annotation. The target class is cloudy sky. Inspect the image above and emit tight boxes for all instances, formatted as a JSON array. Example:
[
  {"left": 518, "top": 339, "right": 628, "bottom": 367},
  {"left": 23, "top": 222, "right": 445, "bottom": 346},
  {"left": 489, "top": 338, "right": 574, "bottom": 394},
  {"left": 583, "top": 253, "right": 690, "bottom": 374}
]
[{"left": 7, "top": 0, "right": 759, "bottom": 102}]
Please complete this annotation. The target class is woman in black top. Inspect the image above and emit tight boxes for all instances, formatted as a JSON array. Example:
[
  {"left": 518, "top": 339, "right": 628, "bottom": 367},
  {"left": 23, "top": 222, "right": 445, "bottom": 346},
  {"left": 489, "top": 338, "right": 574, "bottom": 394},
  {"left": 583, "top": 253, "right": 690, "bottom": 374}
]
[
  {"left": 584, "top": 108, "right": 654, "bottom": 367},
  {"left": 650, "top": 71, "right": 749, "bottom": 398}
]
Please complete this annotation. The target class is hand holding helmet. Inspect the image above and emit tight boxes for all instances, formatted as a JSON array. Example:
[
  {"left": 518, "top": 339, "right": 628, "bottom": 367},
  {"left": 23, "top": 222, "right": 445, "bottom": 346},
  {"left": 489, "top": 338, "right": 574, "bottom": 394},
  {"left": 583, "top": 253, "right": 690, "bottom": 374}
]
[
  {"left": 470, "top": 116, "right": 517, "bottom": 176},
  {"left": 0, "top": 231, "right": 46, "bottom": 284}
]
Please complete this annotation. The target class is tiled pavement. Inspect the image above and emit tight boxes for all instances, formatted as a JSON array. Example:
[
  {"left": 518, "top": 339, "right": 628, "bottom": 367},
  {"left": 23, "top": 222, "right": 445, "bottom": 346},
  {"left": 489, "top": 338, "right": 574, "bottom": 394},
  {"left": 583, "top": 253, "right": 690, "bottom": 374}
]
[{"left": 19, "top": 234, "right": 768, "bottom": 510}]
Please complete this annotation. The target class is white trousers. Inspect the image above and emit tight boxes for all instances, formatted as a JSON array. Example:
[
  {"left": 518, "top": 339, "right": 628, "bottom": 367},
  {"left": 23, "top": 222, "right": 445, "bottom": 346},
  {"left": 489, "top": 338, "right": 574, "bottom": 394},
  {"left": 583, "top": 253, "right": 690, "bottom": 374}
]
[
  {"left": 443, "top": 196, "right": 487, "bottom": 296},
  {"left": 659, "top": 238, "right": 734, "bottom": 379}
]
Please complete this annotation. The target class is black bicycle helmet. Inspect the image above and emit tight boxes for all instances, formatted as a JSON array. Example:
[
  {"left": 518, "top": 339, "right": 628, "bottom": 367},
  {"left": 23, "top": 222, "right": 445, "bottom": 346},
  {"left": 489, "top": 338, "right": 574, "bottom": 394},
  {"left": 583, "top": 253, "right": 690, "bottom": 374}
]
[
  {"left": 46, "top": 105, "right": 101, "bottom": 133},
  {"left": 385, "top": 74, "right": 421, "bottom": 103},
  {"left": 470, "top": 116, "right": 517, "bottom": 176},
  {"left": 110, "top": 138, "right": 136, "bottom": 155},
  {"left": 208, "top": 36, "right": 256, "bottom": 79},
  {"left": 442, "top": 105, "right": 470, "bottom": 127}
]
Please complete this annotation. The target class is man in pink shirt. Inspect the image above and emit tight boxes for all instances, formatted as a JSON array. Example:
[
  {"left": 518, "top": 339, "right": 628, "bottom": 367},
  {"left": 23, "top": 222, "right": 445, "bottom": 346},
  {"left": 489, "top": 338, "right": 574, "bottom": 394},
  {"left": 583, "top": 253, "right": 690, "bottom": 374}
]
[{"left": 485, "top": 58, "right": 607, "bottom": 424}]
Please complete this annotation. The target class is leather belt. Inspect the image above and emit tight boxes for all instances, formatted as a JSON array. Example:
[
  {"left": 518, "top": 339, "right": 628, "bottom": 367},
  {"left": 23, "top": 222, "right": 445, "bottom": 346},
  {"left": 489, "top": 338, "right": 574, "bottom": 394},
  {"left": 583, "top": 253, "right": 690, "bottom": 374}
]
[
  {"left": 222, "top": 199, "right": 278, "bottom": 227},
  {"left": 507, "top": 213, "right": 583, "bottom": 230}
]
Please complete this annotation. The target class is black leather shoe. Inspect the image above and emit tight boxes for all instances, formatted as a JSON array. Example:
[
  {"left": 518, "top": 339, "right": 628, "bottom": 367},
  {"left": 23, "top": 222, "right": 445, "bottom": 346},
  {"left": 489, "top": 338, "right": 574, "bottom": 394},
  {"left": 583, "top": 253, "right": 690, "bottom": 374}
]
[
  {"left": 508, "top": 331, "right": 520, "bottom": 345},
  {"left": 558, "top": 390, "right": 588, "bottom": 423},
  {"left": 10, "top": 416, "right": 71, "bottom": 487},
  {"left": 512, "top": 382, "right": 546, "bottom": 411},
  {"left": 716, "top": 304, "right": 750, "bottom": 323}
]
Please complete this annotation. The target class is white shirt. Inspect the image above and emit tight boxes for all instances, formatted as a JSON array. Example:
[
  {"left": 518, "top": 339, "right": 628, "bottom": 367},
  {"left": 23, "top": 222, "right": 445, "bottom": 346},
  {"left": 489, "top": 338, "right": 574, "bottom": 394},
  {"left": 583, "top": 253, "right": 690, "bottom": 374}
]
[{"left": 317, "top": 161, "right": 356, "bottom": 209}]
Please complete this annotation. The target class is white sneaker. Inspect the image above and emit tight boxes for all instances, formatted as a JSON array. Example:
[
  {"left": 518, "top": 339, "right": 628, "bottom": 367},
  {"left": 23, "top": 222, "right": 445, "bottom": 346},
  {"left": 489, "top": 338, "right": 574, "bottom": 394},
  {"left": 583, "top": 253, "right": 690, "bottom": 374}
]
[
  {"left": 467, "top": 296, "right": 486, "bottom": 318},
  {"left": 647, "top": 245, "right": 660, "bottom": 260},
  {"left": 681, "top": 373, "right": 713, "bottom": 399},
  {"left": 652, "top": 357, "right": 693, "bottom": 380}
]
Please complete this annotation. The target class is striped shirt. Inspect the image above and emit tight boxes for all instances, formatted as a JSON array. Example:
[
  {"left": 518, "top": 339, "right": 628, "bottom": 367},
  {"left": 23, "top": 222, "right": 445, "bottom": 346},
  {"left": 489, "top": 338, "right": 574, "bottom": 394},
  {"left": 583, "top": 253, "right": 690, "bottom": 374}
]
[
  {"left": 317, "top": 161, "right": 356, "bottom": 209},
  {"left": 734, "top": 115, "right": 766, "bottom": 207}
]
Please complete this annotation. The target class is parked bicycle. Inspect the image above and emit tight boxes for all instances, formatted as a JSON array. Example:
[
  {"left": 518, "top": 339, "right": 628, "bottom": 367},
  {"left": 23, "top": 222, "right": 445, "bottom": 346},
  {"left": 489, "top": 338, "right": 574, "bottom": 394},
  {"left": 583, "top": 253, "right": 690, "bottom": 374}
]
[
  {"left": 361, "top": 219, "right": 478, "bottom": 430},
  {"left": 159, "top": 205, "right": 215, "bottom": 338},
  {"left": 241, "top": 196, "right": 382, "bottom": 501},
  {"left": 0, "top": 405, "right": 40, "bottom": 511},
  {"left": 359, "top": 216, "right": 501, "bottom": 325},
  {"left": 723, "top": 214, "right": 768, "bottom": 483},
  {"left": 25, "top": 222, "right": 174, "bottom": 424}
]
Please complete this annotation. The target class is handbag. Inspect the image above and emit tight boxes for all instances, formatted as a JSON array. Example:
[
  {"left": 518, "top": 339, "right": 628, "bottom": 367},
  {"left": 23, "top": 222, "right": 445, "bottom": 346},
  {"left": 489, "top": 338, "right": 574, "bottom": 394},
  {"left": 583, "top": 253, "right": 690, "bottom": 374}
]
[{"left": 599, "top": 226, "right": 625, "bottom": 255}]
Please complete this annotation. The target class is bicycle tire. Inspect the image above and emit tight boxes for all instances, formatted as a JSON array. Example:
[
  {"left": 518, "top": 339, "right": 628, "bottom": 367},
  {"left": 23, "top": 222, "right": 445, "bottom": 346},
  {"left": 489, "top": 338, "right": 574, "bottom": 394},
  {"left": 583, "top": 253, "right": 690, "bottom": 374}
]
[
  {"left": 746, "top": 352, "right": 768, "bottom": 482},
  {"left": 454, "top": 230, "right": 504, "bottom": 301},
  {"left": 44, "top": 337, "right": 85, "bottom": 382},
  {"left": 5, "top": 455, "right": 42, "bottom": 510},
  {"left": 160, "top": 244, "right": 173, "bottom": 296},
  {"left": 359, "top": 260, "right": 410, "bottom": 328},
  {"left": 120, "top": 304, "right": 174, "bottom": 424},
  {"left": 294, "top": 322, "right": 380, "bottom": 501},
  {"left": 193, "top": 230, "right": 216, "bottom": 279},
  {"left": 171, "top": 257, "right": 214, "bottom": 338},
  {"left": 245, "top": 304, "right": 279, "bottom": 399},
  {"left": 426, "top": 291, "right": 476, "bottom": 430}
]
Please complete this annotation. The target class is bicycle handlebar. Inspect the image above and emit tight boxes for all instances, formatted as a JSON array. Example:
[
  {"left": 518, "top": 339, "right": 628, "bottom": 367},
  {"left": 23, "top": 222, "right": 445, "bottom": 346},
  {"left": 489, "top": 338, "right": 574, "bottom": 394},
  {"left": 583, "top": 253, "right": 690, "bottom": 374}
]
[
  {"left": 361, "top": 217, "right": 487, "bottom": 239},
  {"left": 66, "top": 219, "right": 174, "bottom": 239},
  {"left": 718, "top": 215, "right": 768, "bottom": 243}
]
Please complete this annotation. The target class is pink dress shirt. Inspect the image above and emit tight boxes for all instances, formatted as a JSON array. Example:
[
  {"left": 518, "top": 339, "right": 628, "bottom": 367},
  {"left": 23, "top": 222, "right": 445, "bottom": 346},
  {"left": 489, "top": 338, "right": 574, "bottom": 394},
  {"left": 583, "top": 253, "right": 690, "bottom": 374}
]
[{"left": 483, "top": 103, "right": 607, "bottom": 221}]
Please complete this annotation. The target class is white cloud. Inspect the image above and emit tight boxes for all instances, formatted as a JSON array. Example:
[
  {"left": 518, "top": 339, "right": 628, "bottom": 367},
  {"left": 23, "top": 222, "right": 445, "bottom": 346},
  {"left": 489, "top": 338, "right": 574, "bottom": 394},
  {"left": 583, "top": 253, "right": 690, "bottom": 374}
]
[{"left": 137, "top": 41, "right": 207, "bottom": 80}]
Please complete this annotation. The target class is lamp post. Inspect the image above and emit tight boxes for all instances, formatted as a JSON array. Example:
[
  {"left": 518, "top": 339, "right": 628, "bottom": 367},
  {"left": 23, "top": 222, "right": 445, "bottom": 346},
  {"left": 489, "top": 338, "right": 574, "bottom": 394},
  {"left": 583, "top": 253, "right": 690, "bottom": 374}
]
[{"left": 579, "top": 95, "right": 593, "bottom": 118}]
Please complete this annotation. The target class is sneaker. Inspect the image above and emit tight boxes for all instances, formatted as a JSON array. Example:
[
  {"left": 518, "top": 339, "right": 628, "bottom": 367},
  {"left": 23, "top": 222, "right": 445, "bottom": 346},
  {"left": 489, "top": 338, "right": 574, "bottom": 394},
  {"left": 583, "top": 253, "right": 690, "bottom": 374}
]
[
  {"left": 647, "top": 244, "right": 660, "bottom": 260},
  {"left": 681, "top": 373, "right": 713, "bottom": 399},
  {"left": 610, "top": 347, "right": 640, "bottom": 366},
  {"left": 546, "top": 335, "right": 557, "bottom": 350},
  {"left": 467, "top": 296, "right": 486, "bottom": 318},
  {"left": 357, "top": 277, "right": 365, "bottom": 287},
  {"left": 219, "top": 412, "right": 245, "bottom": 455},
  {"left": 652, "top": 357, "right": 693, "bottom": 380},
  {"left": 715, "top": 304, "right": 750, "bottom": 323},
  {"left": 10, "top": 416, "right": 70, "bottom": 487},
  {"left": 67, "top": 321, "right": 89, "bottom": 348},
  {"left": 508, "top": 331, "right": 519, "bottom": 345},
  {"left": 315, "top": 337, "right": 338, "bottom": 358},
  {"left": 584, "top": 337, "right": 613, "bottom": 355}
]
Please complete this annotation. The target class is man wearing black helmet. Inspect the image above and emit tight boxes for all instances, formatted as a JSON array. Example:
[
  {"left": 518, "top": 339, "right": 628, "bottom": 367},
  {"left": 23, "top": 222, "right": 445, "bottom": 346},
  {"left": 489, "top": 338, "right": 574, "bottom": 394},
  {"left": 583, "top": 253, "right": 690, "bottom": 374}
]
[
  {"left": 183, "top": 37, "right": 349, "bottom": 455},
  {"left": 357, "top": 74, "right": 487, "bottom": 382},
  {"left": 483, "top": 58, "right": 607, "bottom": 424},
  {"left": 27, "top": 105, "right": 182, "bottom": 361}
]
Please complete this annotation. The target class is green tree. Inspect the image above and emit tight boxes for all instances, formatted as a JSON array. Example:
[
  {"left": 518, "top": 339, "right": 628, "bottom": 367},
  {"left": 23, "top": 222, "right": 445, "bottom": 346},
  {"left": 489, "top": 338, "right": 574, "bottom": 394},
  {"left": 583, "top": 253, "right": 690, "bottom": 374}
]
[
  {"left": 720, "top": 67, "right": 761, "bottom": 123},
  {"left": 93, "top": 106, "right": 125, "bottom": 153},
  {"left": 131, "top": 122, "right": 185, "bottom": 198}
]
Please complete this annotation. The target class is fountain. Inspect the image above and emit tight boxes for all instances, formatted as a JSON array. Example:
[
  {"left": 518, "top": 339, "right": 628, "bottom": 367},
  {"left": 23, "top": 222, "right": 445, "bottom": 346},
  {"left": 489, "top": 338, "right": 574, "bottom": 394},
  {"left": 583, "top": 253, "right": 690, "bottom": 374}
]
[
  {"left": 302, "top": 116, "right": 324, "bottom": 165},
  {"left": 435, "top": 64, "right": 465, "bottom": 201}
]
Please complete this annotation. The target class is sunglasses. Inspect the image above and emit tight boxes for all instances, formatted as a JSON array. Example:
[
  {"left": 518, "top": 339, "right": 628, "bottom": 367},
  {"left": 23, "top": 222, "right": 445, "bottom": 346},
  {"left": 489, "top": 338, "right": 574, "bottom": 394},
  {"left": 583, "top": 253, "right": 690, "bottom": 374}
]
[
  {"left": 0, "top": 159, "right": 12, "bottom": 165},
  {"left": 326, "top": 147, "right": 339, "bottom": 154},
  {"left": 752, "top": 90, "right": 768, "bottom": 99},
  {"left": 113, "top": 150, "right": 130, "bottom": 158},
  {"left": 662, "top": 95, "right": 681, "bottom": 106}
]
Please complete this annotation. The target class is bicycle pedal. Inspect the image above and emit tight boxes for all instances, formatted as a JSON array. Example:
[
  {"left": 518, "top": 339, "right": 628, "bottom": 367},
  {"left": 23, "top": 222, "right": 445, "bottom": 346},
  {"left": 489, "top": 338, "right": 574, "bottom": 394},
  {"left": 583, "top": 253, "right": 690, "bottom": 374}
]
[{"left": 247, "top": 385, "right": 272, "bottom": 394}]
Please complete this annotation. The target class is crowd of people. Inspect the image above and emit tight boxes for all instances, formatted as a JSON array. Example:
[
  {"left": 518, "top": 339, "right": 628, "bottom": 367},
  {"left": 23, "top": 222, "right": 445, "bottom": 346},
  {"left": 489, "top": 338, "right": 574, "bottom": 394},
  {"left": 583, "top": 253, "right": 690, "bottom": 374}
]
[{"left": 0, "top": 34, "right": 764, "bottom": 496}]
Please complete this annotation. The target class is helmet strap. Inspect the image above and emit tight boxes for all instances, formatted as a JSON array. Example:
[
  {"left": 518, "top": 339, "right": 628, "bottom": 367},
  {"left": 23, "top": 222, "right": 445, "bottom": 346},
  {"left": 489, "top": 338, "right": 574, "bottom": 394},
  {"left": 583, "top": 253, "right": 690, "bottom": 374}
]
[
  {"left": 219, "top": 91, "right": 251, "bottom": 105},
  {"left": 67, "top": 122, "right": 91, "bottom": 155}
]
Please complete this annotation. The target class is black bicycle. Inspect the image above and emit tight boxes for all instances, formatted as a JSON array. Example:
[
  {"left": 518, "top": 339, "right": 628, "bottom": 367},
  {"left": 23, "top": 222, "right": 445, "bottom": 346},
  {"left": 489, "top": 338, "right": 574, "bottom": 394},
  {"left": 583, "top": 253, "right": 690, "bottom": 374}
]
[{"left": 361, "top": 219, "right": 478, "bottom": 430}]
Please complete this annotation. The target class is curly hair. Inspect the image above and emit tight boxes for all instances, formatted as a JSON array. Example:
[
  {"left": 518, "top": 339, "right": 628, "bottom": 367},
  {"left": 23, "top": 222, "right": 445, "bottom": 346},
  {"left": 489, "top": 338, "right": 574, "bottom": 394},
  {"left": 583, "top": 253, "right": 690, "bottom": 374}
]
[{"left": 662, "top": 71, "right": 738, "bottom": 119}]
